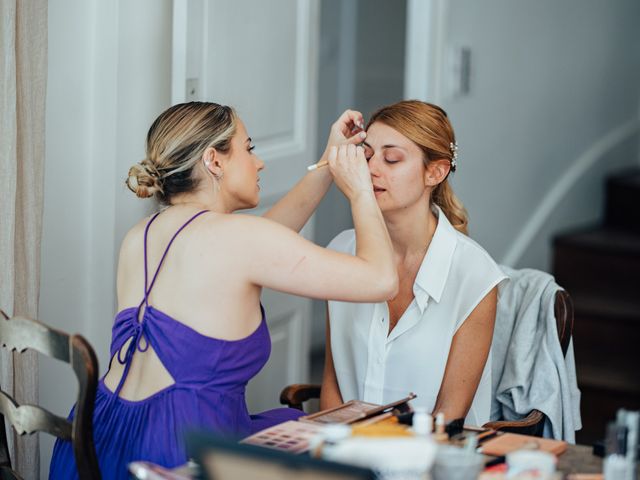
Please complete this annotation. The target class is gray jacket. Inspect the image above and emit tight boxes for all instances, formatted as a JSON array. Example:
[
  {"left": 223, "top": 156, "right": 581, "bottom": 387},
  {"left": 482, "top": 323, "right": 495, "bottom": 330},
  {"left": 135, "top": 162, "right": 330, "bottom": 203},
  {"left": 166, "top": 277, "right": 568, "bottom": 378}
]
[{"left": 491, "top": 266, "right": 582, "bottom": 442}]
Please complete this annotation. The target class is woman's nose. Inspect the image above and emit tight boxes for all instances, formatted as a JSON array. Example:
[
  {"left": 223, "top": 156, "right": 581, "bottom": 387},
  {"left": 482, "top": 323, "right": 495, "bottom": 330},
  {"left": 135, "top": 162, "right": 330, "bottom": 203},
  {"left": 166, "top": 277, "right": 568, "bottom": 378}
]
[
  {"left": 256, "top": 156, "right": 265, "bottom": 171},
  {"left": 367, "top": 154, "right": 381, "bottom": 176}
]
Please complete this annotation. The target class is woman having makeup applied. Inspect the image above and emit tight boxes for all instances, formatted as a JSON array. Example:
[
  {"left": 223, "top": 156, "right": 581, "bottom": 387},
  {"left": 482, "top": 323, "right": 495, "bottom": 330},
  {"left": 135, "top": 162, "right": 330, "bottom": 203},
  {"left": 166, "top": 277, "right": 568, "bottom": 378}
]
[
  {"left": 49, "top": 102, "right": 397, "bottom": 479},
  {"left": 321, "top": 100, "right": 507, "bottom": 426}
]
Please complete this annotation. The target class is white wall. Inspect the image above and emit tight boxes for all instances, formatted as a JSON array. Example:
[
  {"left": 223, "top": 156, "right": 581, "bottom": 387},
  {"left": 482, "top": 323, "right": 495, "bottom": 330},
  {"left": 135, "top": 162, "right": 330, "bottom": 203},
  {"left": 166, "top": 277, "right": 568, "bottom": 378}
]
[
  {"left": 40, "top": 0, "right": 171, "bottom": 475},
  {"left": 435, "top": 0, "right": 640, "bottom": 270}
]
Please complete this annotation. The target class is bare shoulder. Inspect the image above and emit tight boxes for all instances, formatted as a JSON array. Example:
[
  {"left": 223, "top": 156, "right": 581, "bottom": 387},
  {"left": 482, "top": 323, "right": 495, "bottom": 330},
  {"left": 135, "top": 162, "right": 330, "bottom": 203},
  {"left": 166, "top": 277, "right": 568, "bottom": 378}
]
[
  {"left": 118, "top": 216, "right": 151, "bottom": 258},
  {"left": 203, "top": 213, "right": 297, "bottom": 241}
]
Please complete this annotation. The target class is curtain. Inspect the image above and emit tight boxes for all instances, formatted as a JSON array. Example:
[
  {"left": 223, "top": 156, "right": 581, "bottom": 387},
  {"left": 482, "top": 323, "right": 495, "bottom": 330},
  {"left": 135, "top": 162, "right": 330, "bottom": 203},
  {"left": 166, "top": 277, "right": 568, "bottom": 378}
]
[{"left": 0, "top": 0, "right": 48, "bottom": 477}]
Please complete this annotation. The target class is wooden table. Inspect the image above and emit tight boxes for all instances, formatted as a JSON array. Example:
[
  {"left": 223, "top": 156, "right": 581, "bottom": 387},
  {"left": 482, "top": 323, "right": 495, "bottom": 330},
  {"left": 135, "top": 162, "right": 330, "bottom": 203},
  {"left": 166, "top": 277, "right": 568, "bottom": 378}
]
[
  {"left": 480, "top": 443, "right": 603, "bottom": 479},
  {"left": 556, "top": 444, "right": 602, "bottom": 476},
  {"left": 167, "top": 443, "right": 603, "bottom": 479}
]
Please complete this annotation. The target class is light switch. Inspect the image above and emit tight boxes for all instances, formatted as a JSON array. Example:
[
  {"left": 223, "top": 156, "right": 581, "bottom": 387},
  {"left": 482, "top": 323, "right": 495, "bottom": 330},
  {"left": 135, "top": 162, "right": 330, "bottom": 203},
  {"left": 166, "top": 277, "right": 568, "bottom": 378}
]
[{"left": 447, "top": 46, "right": 472, "bottom": 98}]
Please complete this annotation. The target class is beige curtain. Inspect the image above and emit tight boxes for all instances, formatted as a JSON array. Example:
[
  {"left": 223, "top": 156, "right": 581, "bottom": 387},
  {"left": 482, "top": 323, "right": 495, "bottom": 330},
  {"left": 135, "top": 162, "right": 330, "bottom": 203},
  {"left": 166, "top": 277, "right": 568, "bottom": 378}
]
[{"left": 0, "top": 0, "right": 48, "bottom": 478}]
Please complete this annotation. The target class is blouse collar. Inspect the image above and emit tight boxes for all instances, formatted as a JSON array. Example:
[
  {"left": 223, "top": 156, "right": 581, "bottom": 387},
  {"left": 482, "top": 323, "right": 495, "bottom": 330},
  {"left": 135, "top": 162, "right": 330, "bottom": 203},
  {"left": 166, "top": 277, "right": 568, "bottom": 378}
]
[{"left": 413, "top": 205, "right": 458, "bottom": 313}]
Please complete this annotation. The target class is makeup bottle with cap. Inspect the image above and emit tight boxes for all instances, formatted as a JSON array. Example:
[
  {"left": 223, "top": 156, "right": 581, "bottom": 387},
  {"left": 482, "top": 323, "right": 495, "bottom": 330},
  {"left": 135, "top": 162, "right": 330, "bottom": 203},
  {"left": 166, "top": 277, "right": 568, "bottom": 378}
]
[
  {"left": 411, "top": 407, "right": 433, "bottom": 438},
  {"left": 433, "top": 412, "right": 448, "bottom": 443}
]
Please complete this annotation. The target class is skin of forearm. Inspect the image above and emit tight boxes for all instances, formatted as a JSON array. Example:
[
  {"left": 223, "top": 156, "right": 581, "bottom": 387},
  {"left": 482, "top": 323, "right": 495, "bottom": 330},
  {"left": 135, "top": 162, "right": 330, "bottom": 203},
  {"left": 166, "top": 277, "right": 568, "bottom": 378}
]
[
  {"left": 350, "top": 192, "right": 395, "bottom": 279},
  {"left": 432, "top": 398, "right": 470, "bottom": 422},
  {"left": 320, "top": 386, "right": 343, "bottom": 411}
]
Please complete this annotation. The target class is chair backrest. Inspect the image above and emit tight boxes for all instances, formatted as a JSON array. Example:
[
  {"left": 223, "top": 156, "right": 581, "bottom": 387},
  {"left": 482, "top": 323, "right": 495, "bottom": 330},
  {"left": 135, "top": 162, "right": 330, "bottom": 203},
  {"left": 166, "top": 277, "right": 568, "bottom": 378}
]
[
  {"left": 0, "top": 310, "right": 101, "bottom": 479},
  {"left": 554, "top": 290, "right": 574, "bottom": 357}
]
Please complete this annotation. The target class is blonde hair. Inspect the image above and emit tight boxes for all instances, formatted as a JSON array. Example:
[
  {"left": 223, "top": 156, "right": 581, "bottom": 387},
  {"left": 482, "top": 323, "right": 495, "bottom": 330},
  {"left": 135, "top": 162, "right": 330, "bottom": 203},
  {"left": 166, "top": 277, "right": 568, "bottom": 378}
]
[
  {"left": 367, "top": 100, "right": 469, "bottom": 235},
  {"left": 126, "top": 102, "right": 237, "bottom": 205}
]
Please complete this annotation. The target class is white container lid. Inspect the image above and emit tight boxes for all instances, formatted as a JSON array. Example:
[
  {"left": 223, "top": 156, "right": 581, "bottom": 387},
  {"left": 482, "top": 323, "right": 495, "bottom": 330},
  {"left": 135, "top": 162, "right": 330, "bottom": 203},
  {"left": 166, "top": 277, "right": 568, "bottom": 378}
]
[{"left": 506, "top": 449, "right": 556, "bottom": 478}]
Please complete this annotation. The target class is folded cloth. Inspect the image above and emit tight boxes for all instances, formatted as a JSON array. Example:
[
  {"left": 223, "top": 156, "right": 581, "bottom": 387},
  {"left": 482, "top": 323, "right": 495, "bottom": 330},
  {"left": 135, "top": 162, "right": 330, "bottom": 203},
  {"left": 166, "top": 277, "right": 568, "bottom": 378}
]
[{"left": 491, "top": 266, "right": 582, "bottom": 442}]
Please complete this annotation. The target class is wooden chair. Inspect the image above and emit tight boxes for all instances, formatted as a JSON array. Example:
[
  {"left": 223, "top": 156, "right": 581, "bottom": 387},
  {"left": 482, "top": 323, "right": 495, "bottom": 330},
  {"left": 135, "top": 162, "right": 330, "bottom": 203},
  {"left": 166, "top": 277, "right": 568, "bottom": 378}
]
[
  {"left": 280, "top": 290, "right": 574, "bottom": 438},
  {"left": 0, "top": 309, "right": 101, "bottom": 479}
]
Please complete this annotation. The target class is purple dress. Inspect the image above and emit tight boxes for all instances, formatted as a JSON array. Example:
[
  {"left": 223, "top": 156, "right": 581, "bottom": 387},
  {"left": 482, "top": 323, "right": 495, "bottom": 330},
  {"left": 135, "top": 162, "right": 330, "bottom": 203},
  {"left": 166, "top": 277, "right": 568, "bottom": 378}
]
[{"left": 49, "top": 211, "right": 303, "bottom": 479}]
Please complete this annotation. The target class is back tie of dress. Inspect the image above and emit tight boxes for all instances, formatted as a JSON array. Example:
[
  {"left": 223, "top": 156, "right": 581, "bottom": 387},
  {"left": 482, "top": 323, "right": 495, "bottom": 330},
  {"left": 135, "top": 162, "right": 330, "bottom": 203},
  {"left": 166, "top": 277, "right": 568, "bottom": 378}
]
[{"left": 108, "top": 210, "right": 209, "bottom": 403}]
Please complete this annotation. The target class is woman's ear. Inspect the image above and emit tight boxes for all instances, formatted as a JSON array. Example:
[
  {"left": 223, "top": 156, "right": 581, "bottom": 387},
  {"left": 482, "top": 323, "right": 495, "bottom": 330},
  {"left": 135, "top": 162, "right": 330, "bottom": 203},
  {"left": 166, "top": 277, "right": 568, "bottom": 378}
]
[
  {"left": 423, "top": 159, "right": 451, "bottom": 187},
  {"left": 203, "top": 147, "right": 224, "bottom": 178}
]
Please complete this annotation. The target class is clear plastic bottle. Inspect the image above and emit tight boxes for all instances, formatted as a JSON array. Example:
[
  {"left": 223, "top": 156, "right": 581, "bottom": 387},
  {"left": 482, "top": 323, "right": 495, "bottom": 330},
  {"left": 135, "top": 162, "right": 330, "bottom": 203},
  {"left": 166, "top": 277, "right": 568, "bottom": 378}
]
[{"left": 604, "top": 421, "right": 629, "bottom": 480}]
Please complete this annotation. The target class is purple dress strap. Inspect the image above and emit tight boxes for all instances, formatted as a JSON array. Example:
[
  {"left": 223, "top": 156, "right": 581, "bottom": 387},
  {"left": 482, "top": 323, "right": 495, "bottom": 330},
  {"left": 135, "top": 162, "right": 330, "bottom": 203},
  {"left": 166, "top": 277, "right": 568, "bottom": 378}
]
[
  {"left": 110, "top": 210, "right": 209, "bottom": 399},
  {"left": 143, "top": 210, "right": 209, "bottom": 307}
]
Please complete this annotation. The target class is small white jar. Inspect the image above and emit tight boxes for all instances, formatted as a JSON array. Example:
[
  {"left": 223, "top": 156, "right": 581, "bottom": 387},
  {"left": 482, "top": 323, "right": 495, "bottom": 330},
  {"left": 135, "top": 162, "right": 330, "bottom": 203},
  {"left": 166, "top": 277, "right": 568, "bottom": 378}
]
[{"left": 506, "top": 449, "right": 556, "bottom": 478}]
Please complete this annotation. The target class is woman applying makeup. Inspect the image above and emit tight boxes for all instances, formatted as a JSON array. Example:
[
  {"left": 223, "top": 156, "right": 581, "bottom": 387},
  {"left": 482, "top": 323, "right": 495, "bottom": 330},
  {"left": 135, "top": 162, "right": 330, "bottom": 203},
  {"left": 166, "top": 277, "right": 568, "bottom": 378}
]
[
  {"left": 49, "top": 102, "right": 397, "bottom": 479},
  {"left": 321, "top": 100, "right": 507, "bottom": 426}
]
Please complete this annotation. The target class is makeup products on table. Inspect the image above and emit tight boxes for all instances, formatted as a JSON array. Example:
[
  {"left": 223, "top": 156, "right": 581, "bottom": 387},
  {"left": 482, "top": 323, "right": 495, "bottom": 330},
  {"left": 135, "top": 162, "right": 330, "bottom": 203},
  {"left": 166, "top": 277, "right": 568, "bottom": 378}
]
[
  {"left": 241, "top": 420, "right": 324, "bottom": 454},
  {"left": 241, "top": 393, "right": 416, "bottom": 455},
  {"left": 433, "top": 412, "right": 448, "bottom": 443},
  {"left": 411, "top": 407, "right": 433, "bottom": 437},
  {"left": 300, "top": 393, "right": 416, "bottom": 426}
]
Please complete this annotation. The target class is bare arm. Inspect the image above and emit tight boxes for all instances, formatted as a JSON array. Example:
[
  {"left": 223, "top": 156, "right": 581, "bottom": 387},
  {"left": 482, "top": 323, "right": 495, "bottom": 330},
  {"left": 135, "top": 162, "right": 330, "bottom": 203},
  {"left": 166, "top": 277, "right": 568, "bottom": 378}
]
[
  {"left": 238, "top": 194, "right": 396, "bottom": 301},
  {"left": 231, "top": 145, "right": 398, "bottom": 302},
  {"left": 320, "top": 309, "right": 343, "bottom": 410},
  {"left": 432, "top": 287, "right": 498, "bottom": 420},
  {"left": 263, "top": 110, "right": 365, "bottom": 232}
]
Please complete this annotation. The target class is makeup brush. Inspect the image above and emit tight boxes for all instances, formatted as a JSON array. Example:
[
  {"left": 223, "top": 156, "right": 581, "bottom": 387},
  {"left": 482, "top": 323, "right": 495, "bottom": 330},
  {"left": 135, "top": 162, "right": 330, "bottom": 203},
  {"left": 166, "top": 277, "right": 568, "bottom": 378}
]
[
  {"left": 307, "top": 160, "right": 328, "bottom": 171},
  {"left": 308, "top": 129, "right": 366, "bottom": 171}
]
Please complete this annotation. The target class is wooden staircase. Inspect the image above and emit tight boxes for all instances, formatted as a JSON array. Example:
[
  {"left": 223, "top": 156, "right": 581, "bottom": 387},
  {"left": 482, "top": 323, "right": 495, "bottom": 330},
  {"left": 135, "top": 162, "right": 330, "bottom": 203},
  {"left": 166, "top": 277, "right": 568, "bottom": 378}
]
[{"left": 553, "top": 167, "right": 640, "bottom": 444}]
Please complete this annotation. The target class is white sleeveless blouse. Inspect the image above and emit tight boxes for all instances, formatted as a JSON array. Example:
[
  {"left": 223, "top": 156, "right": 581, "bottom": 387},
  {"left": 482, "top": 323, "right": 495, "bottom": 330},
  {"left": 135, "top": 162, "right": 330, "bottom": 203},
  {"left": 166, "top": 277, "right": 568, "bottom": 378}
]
[{"left": 327, "top": 206, "right": 508, "bottom": 426}]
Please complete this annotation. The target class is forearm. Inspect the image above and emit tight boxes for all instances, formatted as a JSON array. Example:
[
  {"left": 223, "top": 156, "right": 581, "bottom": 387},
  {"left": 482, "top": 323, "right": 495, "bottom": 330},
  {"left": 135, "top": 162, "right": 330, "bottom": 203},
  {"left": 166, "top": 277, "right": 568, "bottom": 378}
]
[
  {"left": 351, "top": 192, "right": 396, "bottom": 287},
  {"left": 264, "top": 108, "right": 365, "bottom": 231},
  {"left": 320, "top": 381, "right": 343, "bottom": 411},
  {"left": 263, "top": 161, "right": 332, "bottom": 232},
  {"left": 432, "top": 288, "right": 498, "bottom": 423},
  {"left": 432, "top": 395, "right": 472, "bottom": 422},
  {"left": 321, "top": 312, "right": 344, "bottom": 410}
]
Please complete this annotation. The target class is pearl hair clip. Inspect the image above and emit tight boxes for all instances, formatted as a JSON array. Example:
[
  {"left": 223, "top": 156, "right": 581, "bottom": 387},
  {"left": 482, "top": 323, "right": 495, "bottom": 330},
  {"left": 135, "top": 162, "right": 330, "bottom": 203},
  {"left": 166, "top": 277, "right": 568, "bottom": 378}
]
[{"left": 449, "top": 142, "right": 458, "bottom": 169}]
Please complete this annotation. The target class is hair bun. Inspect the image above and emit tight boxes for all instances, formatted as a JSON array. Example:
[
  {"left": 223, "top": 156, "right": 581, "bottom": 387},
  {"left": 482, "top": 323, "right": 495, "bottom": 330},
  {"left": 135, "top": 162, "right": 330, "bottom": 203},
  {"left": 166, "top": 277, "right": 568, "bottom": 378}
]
[{"left": 126, "top": 161, "right": 163, "bottom": 199}]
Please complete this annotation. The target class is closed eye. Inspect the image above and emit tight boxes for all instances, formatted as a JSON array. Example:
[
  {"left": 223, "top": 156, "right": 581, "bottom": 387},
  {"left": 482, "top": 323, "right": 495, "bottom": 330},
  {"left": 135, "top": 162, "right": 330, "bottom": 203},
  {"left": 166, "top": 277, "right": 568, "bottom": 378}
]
[
  {"left": 385, "top": 159, "right": 399, "bottom": 164},
  {"left": 248, "top": 145, "right": 256, "bottom": 153}
]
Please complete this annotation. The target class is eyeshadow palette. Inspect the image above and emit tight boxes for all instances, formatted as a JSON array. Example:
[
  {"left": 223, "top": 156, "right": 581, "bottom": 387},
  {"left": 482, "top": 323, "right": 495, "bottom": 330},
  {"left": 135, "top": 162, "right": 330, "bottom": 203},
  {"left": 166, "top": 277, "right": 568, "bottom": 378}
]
[
  {"left": 300, "top": 393, "right": 417, "bottom": 425},
  {"left": 240, "top": 420, "right": 323, "bottom": 454},
  {"left": 240, "top": 394, "right": 417, "bottom": 454}
]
